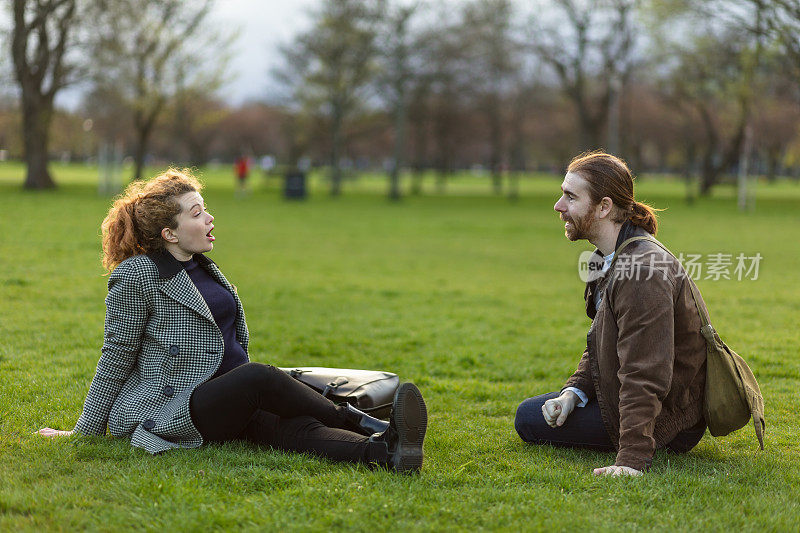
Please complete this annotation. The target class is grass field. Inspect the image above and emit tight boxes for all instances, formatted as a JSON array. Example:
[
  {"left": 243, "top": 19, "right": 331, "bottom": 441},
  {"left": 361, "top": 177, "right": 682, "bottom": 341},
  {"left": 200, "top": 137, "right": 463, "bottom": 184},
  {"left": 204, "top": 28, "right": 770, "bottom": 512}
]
[{"left": 1, "top": 162, "right": 800, "bottom": 531}]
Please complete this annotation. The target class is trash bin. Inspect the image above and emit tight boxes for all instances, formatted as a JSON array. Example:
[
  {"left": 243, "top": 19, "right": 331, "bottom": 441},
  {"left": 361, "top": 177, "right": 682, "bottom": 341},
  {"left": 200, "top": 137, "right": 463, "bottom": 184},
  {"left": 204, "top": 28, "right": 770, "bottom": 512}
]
[{"left": 284, "top": 170, "right": 307, "bottom": 199}]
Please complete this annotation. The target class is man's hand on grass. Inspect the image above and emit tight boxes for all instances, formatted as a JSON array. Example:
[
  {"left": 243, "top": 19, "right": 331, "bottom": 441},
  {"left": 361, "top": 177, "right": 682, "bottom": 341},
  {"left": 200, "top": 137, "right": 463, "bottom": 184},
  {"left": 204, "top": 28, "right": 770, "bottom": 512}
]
[
  {"left": 37, "top": 428, "right": 74, "bottom": 438},
  {"left": 593, "top": 465, "right": 642, "bottom": 477},
  {"left": 541, "top": 390, "right": 578, "bottom": 427}
]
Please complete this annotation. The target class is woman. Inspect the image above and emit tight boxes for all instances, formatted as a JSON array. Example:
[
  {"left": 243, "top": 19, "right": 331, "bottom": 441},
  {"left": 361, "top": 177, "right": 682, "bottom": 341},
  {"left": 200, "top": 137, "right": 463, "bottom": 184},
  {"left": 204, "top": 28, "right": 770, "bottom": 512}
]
[{"left": 39, "top": 168, "right": 428, "bottom": 473}]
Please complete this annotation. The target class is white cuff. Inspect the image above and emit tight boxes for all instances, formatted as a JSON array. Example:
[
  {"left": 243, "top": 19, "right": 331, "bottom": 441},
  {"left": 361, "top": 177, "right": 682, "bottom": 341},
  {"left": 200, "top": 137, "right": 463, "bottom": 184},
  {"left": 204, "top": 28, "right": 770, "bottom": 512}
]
[{"left": 563, "top": 387, "right": 588, "bottom": 408}]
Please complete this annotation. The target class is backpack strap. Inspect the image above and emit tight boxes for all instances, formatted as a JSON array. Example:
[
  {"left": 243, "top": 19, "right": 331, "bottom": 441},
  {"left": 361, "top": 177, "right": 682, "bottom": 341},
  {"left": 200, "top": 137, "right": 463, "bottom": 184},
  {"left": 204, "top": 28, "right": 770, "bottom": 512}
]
[
  {"left": 607, "top": 235, "right": 765, "bottom": 449},
  {"left": 606, "top": 236, "right": 713, "bottom": 335}
]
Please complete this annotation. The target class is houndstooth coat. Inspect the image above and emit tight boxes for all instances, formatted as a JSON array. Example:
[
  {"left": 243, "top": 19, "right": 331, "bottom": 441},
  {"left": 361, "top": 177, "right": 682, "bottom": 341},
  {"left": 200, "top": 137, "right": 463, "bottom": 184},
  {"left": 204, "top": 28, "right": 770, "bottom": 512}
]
[{"left": 74, "top": 250, "right": 249, "bottom": 454}]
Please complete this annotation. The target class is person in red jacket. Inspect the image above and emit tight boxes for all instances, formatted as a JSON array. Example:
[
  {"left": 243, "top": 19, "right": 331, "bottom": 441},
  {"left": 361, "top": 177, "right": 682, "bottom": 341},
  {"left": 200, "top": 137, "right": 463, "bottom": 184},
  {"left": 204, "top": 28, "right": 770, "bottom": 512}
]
[{"left": 234, "top": 155, "right": 250, "bottom": 194}]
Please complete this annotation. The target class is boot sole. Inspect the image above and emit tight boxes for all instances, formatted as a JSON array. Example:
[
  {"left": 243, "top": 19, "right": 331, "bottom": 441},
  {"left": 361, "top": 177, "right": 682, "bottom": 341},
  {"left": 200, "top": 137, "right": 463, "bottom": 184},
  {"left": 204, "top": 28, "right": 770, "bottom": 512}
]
[{"left": 391, "top": 382, "right": 428, "bottom": 473}]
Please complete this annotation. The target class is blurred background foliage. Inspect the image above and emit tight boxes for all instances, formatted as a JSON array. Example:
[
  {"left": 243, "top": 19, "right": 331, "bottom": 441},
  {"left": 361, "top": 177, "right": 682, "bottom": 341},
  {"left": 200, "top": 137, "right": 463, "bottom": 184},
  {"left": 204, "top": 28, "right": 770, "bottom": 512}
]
[{"left": 1, "top": 0, "right": 799, "bottom": 198}]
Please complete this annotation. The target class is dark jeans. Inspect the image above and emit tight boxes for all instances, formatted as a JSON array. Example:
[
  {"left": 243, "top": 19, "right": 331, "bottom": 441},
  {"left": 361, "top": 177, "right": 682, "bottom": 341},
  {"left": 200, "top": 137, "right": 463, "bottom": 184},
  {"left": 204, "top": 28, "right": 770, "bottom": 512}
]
[
  {"left": 514, "top": 392, "right": 705, "bottom": 454},
  {"left": 190, "top": 362, "right": 382, "bottom": 463}
]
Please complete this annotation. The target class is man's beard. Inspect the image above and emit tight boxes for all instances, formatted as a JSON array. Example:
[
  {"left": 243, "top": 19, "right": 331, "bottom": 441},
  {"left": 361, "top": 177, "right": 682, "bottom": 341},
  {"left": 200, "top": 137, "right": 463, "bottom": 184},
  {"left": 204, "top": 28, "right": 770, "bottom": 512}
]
[{"left": 563, "top": 211, "right": 595, "bottom": 241}]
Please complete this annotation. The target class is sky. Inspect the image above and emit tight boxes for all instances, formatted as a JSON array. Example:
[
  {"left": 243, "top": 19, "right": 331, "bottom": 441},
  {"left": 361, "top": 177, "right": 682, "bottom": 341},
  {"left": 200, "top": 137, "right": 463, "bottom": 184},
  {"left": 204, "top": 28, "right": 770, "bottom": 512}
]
[
  {"left": 4, "top": 0, "right": 493, "bottom": 110},
  {"left": 25, "top": 0, "right": 319, "bottom": 109},
  {"left": 209, "top": 0, "right": 318, "bottom": 105}
]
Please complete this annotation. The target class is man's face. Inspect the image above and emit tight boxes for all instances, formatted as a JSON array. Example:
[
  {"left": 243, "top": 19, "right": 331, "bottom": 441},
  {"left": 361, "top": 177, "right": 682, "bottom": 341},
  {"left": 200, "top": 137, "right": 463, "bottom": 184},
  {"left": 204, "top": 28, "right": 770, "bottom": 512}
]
[{"left": 554, "top": 172, "right": 597, "bottom": 242}]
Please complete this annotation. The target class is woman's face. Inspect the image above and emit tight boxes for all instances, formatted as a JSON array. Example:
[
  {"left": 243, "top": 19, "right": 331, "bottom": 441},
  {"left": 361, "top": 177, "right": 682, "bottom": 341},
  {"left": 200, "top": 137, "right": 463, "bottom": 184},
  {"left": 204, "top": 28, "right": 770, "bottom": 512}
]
[{"left": 162, "top": 191, "right": 215, "bottom": 261}]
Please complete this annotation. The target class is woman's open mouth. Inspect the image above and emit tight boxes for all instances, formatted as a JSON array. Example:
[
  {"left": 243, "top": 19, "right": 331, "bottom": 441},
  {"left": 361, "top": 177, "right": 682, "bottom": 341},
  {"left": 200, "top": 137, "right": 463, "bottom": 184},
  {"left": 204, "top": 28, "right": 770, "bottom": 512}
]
[{"left": 207, "top": 226, "right": 215, "bottom": 241}]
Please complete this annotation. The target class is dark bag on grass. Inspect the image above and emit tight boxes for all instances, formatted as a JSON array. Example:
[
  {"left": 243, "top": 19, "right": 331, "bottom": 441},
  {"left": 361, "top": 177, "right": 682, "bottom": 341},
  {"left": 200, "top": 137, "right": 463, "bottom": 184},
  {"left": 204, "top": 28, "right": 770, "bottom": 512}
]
[
  {"left": 279, "top": 367, "right": 399, "bottom": 418},
  {"left": 612, "top": 237, "right": 766, "bottom": 450}
]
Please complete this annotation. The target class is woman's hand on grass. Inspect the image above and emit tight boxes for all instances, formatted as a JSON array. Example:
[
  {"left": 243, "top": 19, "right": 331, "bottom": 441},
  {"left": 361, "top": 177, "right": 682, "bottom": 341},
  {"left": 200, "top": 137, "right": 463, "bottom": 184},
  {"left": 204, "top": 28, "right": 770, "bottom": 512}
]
[
  {"left": 593, "top": 465, "right": 642, "bottom": 477},
  {"left": 37, "top": 428, "right": 74, "bottom": 438},
  {"left": 542, "top": 390, "right": 578, "bottom": 427}
]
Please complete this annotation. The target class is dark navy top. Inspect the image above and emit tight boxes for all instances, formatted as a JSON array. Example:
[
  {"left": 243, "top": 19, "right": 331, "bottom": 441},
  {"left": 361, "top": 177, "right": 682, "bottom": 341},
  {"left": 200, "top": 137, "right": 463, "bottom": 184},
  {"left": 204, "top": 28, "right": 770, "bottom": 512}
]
[{"left": 181, "top": 258, "right": 248, "bottom": 379}]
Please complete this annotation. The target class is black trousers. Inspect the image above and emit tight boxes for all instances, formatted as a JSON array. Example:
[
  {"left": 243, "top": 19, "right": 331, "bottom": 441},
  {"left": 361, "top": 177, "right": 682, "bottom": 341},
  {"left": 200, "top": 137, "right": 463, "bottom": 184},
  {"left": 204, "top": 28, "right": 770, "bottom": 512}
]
[
  {"left": 515, "top": 392, "right": 706, "bottom": 454},
  {"left": 190, "top": 362, "right": 380, "bottom": 463}
]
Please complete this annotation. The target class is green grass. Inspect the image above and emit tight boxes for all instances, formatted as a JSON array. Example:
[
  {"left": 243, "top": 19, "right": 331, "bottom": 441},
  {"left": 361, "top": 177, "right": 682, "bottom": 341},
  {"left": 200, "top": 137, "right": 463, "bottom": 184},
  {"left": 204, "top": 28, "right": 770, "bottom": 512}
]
[{"left": 2, "top": 162, "right": 800, "bottom": 531}]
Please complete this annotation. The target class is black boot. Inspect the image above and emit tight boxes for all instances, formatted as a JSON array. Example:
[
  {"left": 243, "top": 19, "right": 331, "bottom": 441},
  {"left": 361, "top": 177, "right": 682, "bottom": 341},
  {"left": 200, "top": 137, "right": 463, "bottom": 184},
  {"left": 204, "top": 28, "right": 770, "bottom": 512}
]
[
  {"left": 369, "top": 382, "right": 428, "bottom": 473},
  {"left": 341, "top": 402, "right": 390, "bottom": 436}
]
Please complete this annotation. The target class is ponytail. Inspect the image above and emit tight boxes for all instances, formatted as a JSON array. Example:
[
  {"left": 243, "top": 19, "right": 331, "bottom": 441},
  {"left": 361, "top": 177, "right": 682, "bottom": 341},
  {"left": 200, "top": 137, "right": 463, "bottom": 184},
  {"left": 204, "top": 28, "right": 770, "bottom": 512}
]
[
  {"left": 101, "top": 195, "right": 146, "bottom": 273},
  {"left": 629, "top": 201, "right": 658, "bottom": 235},
  {"left": 100, "top": 168, "right": 202, "bottom": 274}
]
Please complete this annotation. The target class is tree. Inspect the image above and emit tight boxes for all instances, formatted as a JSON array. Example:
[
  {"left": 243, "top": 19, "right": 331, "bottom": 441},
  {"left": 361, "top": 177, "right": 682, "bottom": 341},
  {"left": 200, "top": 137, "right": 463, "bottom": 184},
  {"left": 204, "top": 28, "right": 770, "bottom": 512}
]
[
  {"left": 417, "top": 12, "right": 472, "bottom": 192},
  {"left": 745, "top": 52, "right": 800, "bottom": 181},
  {"left": 462, "top": 0, "right": 521, "bottom": 195},
  {"left": 88, "top": 0, "right": 223, "bottom": 180},
  {"left": 406, "top": 75, "right": 432, "bottom": 194},
  {"left": 526, "top": 0, "right": 641, "bottom": 152},
  {"left": 214, "top": 103, "right": 290, "bottom": 163},
  {"left": 666, "top": 34, "right": 752, "bottom": 195},
  {"left": 650, "top": 0, "right": 768, "bottom": 195},
  {"left": 375, "top": 1, "right": 419, "bottom": 201},
  {"left": 0, "top": 97, "right": 23, "bottom": 158},
  {"left": 11, "top": 0, "right": 79, "bottom": 189},
  {"left": 81, "top": 84, "right": 133, "bottom": 153},
  {"left": 717, "top": 0, "right": 800, "bottom": 192},
  {"left": 752, "top": 0, "right": 800, "bottom": 92},
  {"left": 278, "top": 0, "right": 380, "bottom": 196},
  {"left": 170, "top": 81, "right": 227, "bottom": 167}
]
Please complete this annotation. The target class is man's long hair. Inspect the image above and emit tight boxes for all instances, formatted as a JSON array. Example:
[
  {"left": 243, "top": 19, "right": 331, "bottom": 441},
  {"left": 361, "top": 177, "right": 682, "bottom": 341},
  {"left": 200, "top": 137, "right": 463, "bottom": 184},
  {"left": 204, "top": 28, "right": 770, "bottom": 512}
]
[{"left": 567, "top": 151, "right": 659, "bottom": 235}]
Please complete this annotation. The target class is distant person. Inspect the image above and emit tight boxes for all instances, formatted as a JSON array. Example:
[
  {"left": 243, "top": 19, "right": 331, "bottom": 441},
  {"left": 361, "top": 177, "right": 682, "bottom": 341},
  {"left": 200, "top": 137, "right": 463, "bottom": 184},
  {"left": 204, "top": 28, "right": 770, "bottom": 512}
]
[
  {"left": 514, "top": 152, "right": 708, "bottom": 476},
  {"left": 38, "top": 168, "right": 428, "bottom": 473},
  {"left": 234, "top": 155, "right": 250, "bottom": 194}
]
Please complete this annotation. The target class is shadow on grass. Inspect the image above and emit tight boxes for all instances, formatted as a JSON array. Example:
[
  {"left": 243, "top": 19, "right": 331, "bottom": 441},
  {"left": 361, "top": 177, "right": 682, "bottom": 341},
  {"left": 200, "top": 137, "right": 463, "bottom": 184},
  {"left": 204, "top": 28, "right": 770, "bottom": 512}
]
[{"left": 509, "top": 435, "right": 784, "bottom": 481}]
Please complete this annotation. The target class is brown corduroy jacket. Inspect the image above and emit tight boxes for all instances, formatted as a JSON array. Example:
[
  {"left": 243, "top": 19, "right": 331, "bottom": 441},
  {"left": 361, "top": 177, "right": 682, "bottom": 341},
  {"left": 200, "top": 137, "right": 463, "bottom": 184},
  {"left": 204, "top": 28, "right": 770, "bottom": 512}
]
[{"left": 563, "top": 224, "right": 708, "bottom": 471}]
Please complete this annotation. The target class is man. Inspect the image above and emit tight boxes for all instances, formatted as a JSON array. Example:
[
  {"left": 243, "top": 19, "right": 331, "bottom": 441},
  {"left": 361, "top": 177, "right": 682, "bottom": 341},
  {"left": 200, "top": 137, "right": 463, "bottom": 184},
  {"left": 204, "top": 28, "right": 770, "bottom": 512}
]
[{"left": 514, "top": 152, "right": 708, "bottom": 476}]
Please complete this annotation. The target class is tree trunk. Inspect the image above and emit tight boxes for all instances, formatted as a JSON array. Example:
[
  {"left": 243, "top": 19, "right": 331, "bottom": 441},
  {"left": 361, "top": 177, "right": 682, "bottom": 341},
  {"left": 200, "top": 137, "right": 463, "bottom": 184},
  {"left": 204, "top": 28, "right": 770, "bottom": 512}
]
[
  {"left": 574, "top": 93, "right": 605, "bottom": 152},
  {"left": 683, "top": 132, "right": 696, "bottom": 205},
  {"left": 766, "top": 147, "right": 780, "bottom": 182},
  {"left": 699, "top": 111, "right": 748, "bottom": 196},
  {"left": 389, "top": 90, "right": 407, "bottom": 202},
  {"left": 699, "top": 154, "right": 718, "bottom": 196},
  {"left": 578, "top": 112, "right": 603, "bottom": 152},
  {"left": 132, "top": 103, "right": 163, "bottom": 181},
  {"left": 490, "top": 170, "right": 503, "bottom": 195},
  {"left": 21, "top": 95, "right": 56, "bottom": 189},
  {"left": 133, "top": 119, "right": 156, "bottom": 181},
  {"left": 189, "top": 143, "right": 209, "bottom": 168},
  {"left": 133, "top": 148, "right": 144, "bottom": 181},
  {"left": 508, "top": 172, "right": 520, "bottom": 201},
  {"left": 409, "top": 88, "right": 428, "bottom": 196},
  {"left": 606, "top": 76, "right": 621, "bottom": 155},
  {"left": 330, "top": 103, "right": 344, "bottom": 196},
  {"left": 697, "top": 103, "right": 720, "bottom": 197},
  {"left": 411, "top": 166, "right": 424, "bottom": 195},
  {"left": 488, "top": 95, "right": 503, "bottom": 195},
  {"left": 12, "top": 0, "right": 77, "bottom": 190},
  {"left": 436, "top": 170, "right": 447, "bottom": 195}
]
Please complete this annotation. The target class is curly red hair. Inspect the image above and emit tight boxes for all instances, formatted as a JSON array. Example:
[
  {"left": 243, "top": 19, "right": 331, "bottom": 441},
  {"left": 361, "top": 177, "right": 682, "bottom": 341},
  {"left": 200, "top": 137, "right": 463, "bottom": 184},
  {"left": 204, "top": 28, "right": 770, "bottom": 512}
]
[{"left": 101, "top": 168, "right": 202, "bottom": 273}]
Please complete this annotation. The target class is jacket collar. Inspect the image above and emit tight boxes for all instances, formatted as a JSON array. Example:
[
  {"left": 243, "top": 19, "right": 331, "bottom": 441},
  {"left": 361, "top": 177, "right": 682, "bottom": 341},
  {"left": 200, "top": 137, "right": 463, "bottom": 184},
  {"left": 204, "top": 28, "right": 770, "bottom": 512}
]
[
  {"left": 584, "top": 221, "right": 651, "bottom": 319},
  {"left": 147, "top": 248, "right": 216, "bottom": 279},
  {"left": 614, "top": 220, "right": 650, "bottom": 253},
  {"left": 590, "top": 220, "right": 650, "bottom": 261}
]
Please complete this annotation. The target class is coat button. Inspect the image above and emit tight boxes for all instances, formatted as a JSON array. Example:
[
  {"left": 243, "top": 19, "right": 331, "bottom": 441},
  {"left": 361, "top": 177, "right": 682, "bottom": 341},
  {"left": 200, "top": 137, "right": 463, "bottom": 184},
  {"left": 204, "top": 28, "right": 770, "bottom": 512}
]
[
  {"left": 143, "top": 419, "right": 155, "bottom": 430},
  {"left": 168, "top": 345, "right": 180, "bottom": 356},
  {"left": 163, "top": 385, "right": 174, "bottom": 397}
]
